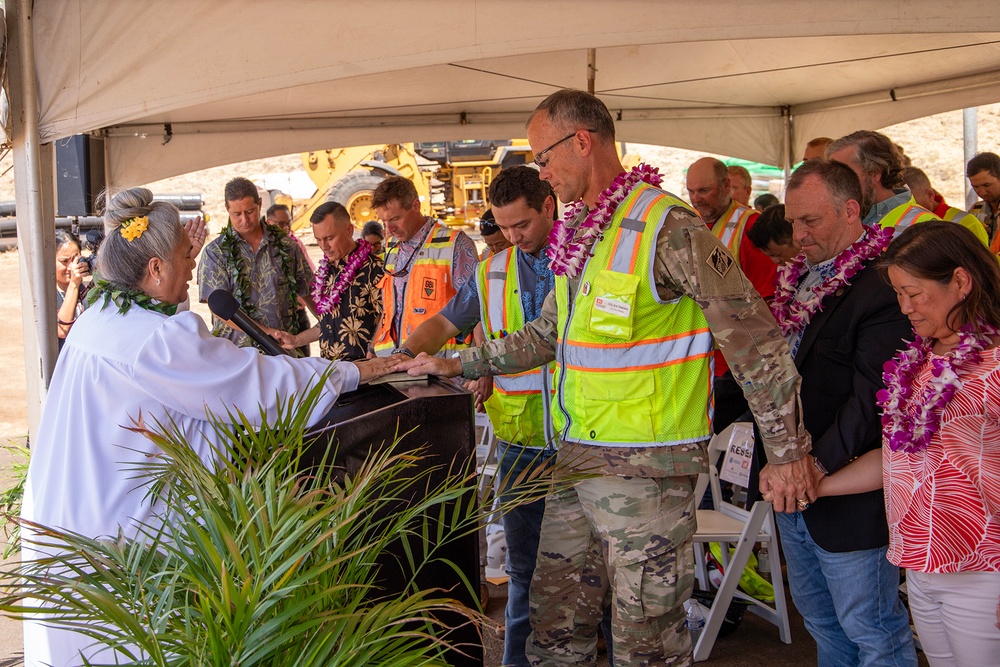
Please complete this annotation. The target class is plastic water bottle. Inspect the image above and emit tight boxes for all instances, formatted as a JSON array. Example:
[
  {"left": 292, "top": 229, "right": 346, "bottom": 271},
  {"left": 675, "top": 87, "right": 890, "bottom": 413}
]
[
  {"left": 757, "top": 544, "right": 771, "bottom": 579},
  {"left": 685, "top": 599, "right": 706, "bottom": 648}
]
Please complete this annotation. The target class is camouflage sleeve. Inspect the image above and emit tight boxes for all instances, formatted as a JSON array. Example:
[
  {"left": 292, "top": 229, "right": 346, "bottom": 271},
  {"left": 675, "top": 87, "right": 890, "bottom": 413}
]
[
  {"left": 458, "top": 289, "right": 558, "bottom": 378},
  {"left": 654, "top": 207, "right": 812, "bottom": 464}
]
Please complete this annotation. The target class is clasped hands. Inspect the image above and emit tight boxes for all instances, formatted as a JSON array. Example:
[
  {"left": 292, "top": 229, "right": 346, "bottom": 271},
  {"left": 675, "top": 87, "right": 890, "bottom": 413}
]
[{"left": 759, "top": 455, "right": 825, "bottom": 513}]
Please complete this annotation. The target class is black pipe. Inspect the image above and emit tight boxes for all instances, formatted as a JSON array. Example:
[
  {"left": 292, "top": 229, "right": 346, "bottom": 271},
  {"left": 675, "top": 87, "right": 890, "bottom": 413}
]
[
  {"left": 0, "top": 212, "right": 204, "bottom": 240},
  {"left": 0, "top": 193, "right": 206, "bottom": 216}
]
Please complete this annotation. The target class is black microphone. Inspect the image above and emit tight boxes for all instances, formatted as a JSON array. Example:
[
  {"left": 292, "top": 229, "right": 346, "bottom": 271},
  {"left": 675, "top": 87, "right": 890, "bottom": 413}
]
[{"left": 207, "top": 289, "right": 290, "bottom": 356}]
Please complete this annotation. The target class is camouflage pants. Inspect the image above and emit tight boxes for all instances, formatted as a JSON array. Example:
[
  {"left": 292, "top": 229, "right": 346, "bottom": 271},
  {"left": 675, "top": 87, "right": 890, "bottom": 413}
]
[{"left": 526, "top": 474, "right": 698, "bottom": 667}]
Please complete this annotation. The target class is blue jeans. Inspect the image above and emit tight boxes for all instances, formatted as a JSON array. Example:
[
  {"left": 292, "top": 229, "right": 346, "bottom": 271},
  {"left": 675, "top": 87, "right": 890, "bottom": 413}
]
[
  {"left": 497, "top": 442, "right": 614, "bottom": 667},
  {"left": 775, "top": 512, "right": 917, "bottom": 667}
]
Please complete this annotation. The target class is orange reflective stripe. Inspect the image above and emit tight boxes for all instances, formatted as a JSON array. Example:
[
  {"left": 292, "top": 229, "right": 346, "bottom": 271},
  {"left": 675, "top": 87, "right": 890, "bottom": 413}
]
[
  {"left": 563, "top": 351, "right": 714, "bottom": 373},
  {"left": 628, "top": 233, "right": 642, "bottom": 274},
  {"left": 557, "top": 327, "right": 712, "bottom": 349},
  {"left": 607, "top": 226, "right": 625, "bottom": 272},
  {"left": 560, "top": 329, "right": 715, "bottom": 369}
]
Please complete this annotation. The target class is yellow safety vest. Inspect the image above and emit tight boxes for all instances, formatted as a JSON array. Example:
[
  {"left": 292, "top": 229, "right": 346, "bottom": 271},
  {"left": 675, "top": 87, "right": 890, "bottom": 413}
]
[
  {"left": 939, "top": 206, "right": 990, "bottom": 247},
  {"left": 374, "top": 223, "right": 469, "bottom": 355},
  {"left": 552, "top": 183, "right": 715, "bottom": 448},
  {"left": 477, "top": 248, "right": 556, "bottom": 449},
  {"left": 708, "top": 200, "right": 755, "bottom": 266},
  {"left": 878, "top": 196, "right": 939, "bottom": 236}
]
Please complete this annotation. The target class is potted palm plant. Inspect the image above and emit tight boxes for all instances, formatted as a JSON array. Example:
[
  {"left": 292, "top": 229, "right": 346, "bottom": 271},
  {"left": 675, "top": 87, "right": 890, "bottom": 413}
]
[{"left": 0, "top": 381, "right": 498, "bottom": 666}]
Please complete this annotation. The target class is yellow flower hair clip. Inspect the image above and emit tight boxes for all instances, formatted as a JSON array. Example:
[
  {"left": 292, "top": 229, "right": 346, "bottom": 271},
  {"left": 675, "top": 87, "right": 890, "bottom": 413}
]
[{"left": 120, "top": 215, "right": 149, "bottom": 242}]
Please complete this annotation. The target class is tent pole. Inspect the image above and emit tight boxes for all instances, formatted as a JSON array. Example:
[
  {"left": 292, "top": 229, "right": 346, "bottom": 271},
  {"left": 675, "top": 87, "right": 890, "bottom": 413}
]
[
  {"left": 8, "top": 0, "right": 59, "bottom": 440},
  {"left": 782, "top": 107, "right": 792, "bottom": 197},
  {"left": 963, "top": 107, "right": 978, "bottom": 210},
  {"left": 587, "top": 49, "right": 596, "bottom": 95}
]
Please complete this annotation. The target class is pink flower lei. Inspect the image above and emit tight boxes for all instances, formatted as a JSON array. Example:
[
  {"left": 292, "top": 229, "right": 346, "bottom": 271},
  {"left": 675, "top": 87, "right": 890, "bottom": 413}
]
[
  {"left": 770, "top": 225, "right": 894, "bottom": 337},
  {"left": 545, "top": 163, "right": 663, "bottom": 278},
  {"left": 877, "top": 321, "right": 1000, "bottom": 453},
  {"left": 311, "top": 239, "right": 372, "bottom": 315}
]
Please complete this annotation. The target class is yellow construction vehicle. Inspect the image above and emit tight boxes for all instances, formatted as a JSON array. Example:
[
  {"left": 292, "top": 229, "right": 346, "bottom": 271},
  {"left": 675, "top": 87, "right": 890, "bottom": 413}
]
[{"left": 292, "top": 140, "right": 534, "bottom": 231}]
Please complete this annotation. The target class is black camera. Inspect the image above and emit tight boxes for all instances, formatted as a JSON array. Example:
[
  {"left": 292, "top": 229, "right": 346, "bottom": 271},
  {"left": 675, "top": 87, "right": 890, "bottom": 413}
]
[
  {"left": 77, "top": 254, "right": 96, "bottom": 274},
  {"left": 78, "top": 229, "right": 104, "bottom": 275}
]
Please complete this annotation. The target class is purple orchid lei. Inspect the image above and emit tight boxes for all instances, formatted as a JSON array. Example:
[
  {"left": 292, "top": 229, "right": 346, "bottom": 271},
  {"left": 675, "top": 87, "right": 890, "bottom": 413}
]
[
  {"left": 770, "top": 225, "right": 894, "bottom": 337},
  {"left": 877, "top": 320, "right": 1000, "bottom": 453},
  {"left": 311, "top": 239, "right": 372, "bottom": 315},
  {"left": 545, "top": 163, "right": 663, "bottom": 278}
]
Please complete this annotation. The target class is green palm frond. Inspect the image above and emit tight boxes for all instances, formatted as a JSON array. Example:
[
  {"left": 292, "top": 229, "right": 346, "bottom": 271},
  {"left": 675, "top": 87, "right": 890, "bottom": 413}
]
[
  {"left": 0, "top": 438, "right": 29, "bottom": 557},
  {"left": 0, "top": 372, "right": 489, "bottom": 666}
]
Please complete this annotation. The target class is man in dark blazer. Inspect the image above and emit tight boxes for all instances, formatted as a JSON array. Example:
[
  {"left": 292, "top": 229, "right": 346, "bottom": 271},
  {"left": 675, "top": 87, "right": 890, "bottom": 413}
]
[{"left": 759, "top": 159, "right": 917, "bottom": 667}]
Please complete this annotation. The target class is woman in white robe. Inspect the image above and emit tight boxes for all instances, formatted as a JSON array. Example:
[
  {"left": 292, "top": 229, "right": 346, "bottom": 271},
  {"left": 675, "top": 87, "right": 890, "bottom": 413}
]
[{"left": 21, "top": 187, "right": 397, "bottom": 667}]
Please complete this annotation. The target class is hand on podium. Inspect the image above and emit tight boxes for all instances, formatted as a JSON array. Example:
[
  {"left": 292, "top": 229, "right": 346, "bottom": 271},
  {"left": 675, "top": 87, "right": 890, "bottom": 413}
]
[
  {"left": 398, "top": 352, "right": 463, "bottom": 378},
  {"left": 352, "top": 356, "right": 403, "bottom": 384}
]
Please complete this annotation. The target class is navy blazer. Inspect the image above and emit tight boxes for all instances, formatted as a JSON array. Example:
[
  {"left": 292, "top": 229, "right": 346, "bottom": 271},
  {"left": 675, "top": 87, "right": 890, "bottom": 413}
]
[{"left": 753, "top": 261, "right": 912, "bottom": 553}]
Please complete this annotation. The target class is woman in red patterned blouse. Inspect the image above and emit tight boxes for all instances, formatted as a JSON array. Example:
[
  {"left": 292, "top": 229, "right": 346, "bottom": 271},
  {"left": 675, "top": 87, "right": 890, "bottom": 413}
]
[{"left": 816, "top": 221, "right": 1000, "bottom": 666}]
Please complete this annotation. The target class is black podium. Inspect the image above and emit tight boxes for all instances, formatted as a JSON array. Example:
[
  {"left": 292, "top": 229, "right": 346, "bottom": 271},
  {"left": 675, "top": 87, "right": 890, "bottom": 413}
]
[{"left": 305, "top": 377, "right": 482, "bottom": 667}]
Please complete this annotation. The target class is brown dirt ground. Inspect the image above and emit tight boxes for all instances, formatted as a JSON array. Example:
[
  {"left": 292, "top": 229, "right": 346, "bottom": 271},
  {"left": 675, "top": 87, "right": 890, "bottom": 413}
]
[{"left": 0, "top": 103, "right": 990, "bottom": 664}]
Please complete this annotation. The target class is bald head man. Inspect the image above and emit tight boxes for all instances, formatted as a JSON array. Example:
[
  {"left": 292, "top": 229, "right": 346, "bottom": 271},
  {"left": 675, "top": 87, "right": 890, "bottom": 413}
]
[
  {"left": 686, "top": 156, "right": 777, "bottom": 301},
  {"left": 687, "top": 158, "right": 733, "bottom": 224}
]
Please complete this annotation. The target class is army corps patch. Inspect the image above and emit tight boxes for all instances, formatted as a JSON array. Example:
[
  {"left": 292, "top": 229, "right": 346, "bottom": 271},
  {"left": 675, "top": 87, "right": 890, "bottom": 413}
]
[
  {"left": 422, "top": 277, "right": 437, "bottom": 299},
  {"left": 706, "top": 246, "right": 734, "bottom": 278}
]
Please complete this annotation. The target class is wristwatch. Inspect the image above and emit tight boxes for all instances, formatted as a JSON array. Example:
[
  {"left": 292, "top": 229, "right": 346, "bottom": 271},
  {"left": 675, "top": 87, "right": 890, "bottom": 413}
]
[{"left": 390, "top": 347, "right": 415, "bottom": 358}]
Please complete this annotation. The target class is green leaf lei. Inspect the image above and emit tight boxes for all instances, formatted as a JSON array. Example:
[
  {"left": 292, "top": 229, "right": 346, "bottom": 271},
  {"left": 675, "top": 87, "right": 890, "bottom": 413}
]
[
  {"left": 218, "top": 221, "right": 300, "bottom": 335},
  {"left": 86, "top": 277, "right": 178, "bottom": 316}
]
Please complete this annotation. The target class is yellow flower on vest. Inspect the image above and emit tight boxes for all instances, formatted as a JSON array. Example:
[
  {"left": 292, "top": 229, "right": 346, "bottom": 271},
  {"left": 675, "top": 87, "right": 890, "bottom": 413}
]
[{"left": 120, "top": 216, "right": 149, "bottom": 242}]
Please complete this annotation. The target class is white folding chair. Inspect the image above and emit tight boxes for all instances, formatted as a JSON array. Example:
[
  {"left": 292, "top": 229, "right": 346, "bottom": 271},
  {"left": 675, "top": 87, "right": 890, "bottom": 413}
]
[
  {"left": 475, "top": 411, "right": 499, "bottom": 494},
  {"left": 690, "top": 422, "right": 791, "bottom": 661}
]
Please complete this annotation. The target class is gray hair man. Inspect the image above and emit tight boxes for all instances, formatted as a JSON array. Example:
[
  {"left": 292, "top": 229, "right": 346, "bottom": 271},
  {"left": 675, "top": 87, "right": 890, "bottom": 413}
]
[{"left": 826, "top": 130, "right": 937, "bottom": 236}]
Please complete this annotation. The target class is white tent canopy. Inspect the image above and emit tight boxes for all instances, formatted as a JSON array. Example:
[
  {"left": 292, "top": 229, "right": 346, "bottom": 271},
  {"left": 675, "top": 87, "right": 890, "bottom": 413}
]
[
  {"left": 27, "top": 0, "right": 1000, "bottom": 185},
  {"left": 7, "top": 0, "right": 1000, "bottom": 436}
]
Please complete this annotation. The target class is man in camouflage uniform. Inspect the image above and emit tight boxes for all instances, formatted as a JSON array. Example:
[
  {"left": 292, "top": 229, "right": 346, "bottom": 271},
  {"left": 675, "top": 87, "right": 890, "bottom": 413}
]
[{"left": 401, "top": 89, "right": 815, "bottom": 667}]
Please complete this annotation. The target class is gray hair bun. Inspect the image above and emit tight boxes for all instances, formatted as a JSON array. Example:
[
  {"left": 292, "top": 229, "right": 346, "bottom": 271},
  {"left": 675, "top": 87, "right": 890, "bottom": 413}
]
[{"left": 103, "top": 187, "right": 155, "bottom": 232}]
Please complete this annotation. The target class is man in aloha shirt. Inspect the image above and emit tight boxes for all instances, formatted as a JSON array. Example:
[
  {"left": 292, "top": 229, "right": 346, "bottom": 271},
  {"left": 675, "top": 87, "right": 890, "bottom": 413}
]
[
  {"left": 198, "top": 177, "right": 315, "bottom": 350},
  {"left": 275, "top": 202, "right": 384, "bottom": 361}
]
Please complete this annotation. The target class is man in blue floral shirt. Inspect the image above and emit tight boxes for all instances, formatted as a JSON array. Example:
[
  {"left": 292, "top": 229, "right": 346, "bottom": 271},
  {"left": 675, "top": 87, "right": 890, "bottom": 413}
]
[{"left": 198, "top": 177, "right": 315, "bottom": 350}]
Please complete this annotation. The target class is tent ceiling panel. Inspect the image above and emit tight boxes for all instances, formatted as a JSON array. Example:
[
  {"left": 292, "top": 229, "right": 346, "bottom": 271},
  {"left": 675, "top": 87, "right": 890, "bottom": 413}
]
[{"left": 23, "top": 1, "right": 1000, "bottom": 183}]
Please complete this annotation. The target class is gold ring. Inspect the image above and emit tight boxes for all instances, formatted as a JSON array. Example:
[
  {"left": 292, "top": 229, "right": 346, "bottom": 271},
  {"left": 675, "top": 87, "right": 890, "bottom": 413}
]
[{"left": 796, "top": 499, "right": 809, "bottom": 510}]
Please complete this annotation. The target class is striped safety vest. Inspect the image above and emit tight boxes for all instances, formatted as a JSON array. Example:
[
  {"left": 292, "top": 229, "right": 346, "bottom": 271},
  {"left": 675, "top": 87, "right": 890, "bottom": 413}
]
[
  {"left": 878, "top": 195, "right": 939, "bottom": 237},
  {"left": 477, "top": 248, "right": 556, "bottom": 449},
  {"left": 708, "top": 200, "right": 756, "bottom": 266},
  {"left": 552, "top": 183, "right": 715, "bottom": 448},
  {"left": 373, "top": 222, "right": 469, "bottom": 355},
  {"left": 938, "top": 205, "right": 990, "bottom": 246}
]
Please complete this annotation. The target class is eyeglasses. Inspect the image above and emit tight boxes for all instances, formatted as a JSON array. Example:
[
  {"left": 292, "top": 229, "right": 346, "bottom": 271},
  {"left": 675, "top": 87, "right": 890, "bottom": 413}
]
[{"left": 533, "top": 129, "right": 596, "bottom": 168}]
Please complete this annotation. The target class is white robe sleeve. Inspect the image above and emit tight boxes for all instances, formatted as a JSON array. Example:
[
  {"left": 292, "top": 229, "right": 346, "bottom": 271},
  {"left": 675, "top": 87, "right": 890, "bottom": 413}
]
[{"left": 132, "top": 311, "right": 358, "bottom": 428}]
